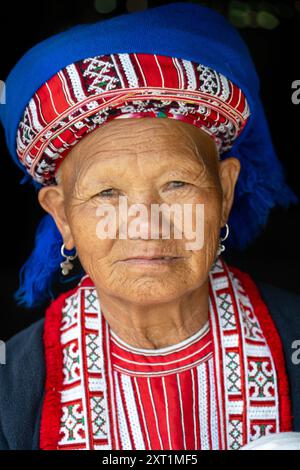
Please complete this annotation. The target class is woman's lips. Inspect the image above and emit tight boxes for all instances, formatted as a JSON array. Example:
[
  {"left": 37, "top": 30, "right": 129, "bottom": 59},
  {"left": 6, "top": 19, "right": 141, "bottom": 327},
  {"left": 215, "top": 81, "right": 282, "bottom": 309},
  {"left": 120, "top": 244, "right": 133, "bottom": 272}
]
[{"left": 119, "top": 256, "right": 184, "bottom": 266}]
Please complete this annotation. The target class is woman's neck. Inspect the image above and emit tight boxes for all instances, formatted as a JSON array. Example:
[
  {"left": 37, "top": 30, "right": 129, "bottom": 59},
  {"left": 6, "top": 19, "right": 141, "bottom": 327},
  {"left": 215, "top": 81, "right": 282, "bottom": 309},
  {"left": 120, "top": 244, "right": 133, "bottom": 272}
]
[{"left": 95, "top": 279, "right": 209, "bottom": 350}]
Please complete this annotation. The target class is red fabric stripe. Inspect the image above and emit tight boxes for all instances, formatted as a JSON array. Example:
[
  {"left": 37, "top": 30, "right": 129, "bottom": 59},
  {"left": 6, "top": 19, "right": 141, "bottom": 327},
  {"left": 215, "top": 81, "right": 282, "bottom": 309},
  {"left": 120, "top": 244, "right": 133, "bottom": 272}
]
[
  {"left": 227, "top": 82, "right": 240, "bottom": 109},
  {"left": 156, "top": 55, "right": 180, "bottom": 89},
  {"left": 48, "top": 74, "right": 71, "bottom": 114},
  {"left": 129, "top": 53, "right": 146, "bottom": 87},
  {"left": 131, "top": 377, "right": 152, "bottom": 450},
  {"left": 34, "top": 93, "right": 48, "bottom": 126},
  {"left": 134, "top": 377, "right": 163, "bottom": 450},
  {"left": 207, "top": 108, "right": 218, "bottom": 125},
  {"left": 50, "top": 126, "right": 82, "bottom": 149},
  {"left": 228, "top": 265, "right": 292, "bottom": 432},
  {"left": 58, "top": 71, "right": 74, "bottom": 107},
  {"left": 176, "top": 374, "right": 187, "bottom": 449},
  {"left": 135, "top": 53, "right": 164, "bottom": 87},
  {"left": 191, "top": 368, "right": 201, "bottom": 449},
  {"left": 36, "top": 84, "right": 59, "bottom": 123},
  {"left": 206, "top": 362, "right": 213, "bottom": 449},
  {"left": 144, "top": 376, "right": 170, "bottom": 449},
  {"left": 236, "top": 91, "right": 246, "bottom": 114},
  {"left": 163, "top": 374, "right": 185, "bottom": 449},
  {"left": 39, "top": 285, "right": 80, "bottom": 450},
  {"left": 57, "top": 442, "right": 87, "bottom": 450}
]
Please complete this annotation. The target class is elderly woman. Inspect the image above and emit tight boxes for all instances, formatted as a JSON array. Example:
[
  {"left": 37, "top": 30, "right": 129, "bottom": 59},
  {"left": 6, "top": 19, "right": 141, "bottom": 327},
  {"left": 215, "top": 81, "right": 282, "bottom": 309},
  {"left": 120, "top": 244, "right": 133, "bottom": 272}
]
[{"left": 0, "top": 2, "right": 299, "bottom": 451}]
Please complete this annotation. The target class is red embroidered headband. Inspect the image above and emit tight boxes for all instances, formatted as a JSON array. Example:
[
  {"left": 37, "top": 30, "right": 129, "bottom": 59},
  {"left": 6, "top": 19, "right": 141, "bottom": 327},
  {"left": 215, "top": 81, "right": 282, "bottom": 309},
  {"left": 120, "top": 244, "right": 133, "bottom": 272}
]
[{"left": 17, "top": 52, "right": 250, "bottom": 185}]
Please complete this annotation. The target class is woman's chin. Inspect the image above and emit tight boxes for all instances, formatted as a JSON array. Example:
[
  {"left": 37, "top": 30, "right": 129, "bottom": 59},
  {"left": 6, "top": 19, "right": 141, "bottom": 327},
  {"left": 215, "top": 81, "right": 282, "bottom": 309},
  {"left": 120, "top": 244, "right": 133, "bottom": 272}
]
[{"left": 107, "top": 280, "right": 187, "bottom": 305}]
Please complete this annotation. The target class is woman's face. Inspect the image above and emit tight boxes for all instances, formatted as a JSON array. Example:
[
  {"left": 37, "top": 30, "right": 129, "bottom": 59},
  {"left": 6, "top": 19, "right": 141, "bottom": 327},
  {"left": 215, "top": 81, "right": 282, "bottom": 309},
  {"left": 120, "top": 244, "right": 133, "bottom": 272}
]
[{"left": 39, "top": 117, "right": 240, "bottom": 304}]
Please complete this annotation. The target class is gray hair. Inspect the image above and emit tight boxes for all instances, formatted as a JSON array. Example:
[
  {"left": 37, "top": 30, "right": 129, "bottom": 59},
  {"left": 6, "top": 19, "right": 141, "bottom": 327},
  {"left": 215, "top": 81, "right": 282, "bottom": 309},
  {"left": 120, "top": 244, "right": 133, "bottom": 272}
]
[{"left": 55, "top": 166, "right": 62, "bottom": 185}]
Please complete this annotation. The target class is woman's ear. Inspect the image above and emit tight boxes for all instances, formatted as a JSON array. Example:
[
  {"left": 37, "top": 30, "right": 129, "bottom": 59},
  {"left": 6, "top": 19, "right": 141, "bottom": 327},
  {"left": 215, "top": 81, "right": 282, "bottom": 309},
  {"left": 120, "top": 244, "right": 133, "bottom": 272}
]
[
  {"left": 218, "top": 156, "right": 241, "bottom": 226},
  {"left": 38, "top": 185, "right": 75, "bottom": 250}
]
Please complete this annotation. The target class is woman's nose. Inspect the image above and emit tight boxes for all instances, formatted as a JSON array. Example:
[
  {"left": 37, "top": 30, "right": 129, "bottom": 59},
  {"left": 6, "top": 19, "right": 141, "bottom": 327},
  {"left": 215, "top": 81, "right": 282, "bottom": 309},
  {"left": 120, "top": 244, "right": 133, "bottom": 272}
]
[{"left": 119, "top": 191, "right": 164, "bottom": 240}]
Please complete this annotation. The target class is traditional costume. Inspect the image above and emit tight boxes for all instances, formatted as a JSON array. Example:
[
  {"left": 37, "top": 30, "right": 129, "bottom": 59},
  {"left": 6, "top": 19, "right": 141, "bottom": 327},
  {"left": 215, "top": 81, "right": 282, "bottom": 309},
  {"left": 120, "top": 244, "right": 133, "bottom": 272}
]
[{"left": 0, "top": 2, "right": 299, "bottom": 450}]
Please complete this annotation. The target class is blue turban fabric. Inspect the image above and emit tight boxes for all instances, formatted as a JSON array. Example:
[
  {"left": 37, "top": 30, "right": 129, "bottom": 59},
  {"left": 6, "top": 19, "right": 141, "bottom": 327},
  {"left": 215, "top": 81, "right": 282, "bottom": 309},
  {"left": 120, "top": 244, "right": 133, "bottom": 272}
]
[{"left": 0, "top": 2, "right": 298, "bottom": 307}]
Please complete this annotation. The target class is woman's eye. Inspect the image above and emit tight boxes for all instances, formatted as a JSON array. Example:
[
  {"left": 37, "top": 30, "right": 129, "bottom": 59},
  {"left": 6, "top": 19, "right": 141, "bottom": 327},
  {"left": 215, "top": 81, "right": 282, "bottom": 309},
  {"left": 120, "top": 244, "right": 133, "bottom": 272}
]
[
  {"left": 168, "top": 180, "right": 187, "bottom": 189},
  {"left": 97, "top": 188, "right": 117, "bottom": 198}
]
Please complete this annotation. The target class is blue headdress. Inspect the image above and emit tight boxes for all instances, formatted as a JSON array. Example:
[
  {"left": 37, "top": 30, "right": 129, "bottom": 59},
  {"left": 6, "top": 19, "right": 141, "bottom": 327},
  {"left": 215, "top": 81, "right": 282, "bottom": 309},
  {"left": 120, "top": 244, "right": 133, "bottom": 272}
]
[{"left": 0, "top": 2, "right": 297, "bottom": 307}]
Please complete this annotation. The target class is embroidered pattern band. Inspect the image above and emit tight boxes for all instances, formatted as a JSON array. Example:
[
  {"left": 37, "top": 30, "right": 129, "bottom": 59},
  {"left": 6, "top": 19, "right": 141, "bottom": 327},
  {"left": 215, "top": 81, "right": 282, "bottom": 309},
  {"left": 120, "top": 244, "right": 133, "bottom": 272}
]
[{"left": 17, "top": 53, "right": 250, "bottom": 185}]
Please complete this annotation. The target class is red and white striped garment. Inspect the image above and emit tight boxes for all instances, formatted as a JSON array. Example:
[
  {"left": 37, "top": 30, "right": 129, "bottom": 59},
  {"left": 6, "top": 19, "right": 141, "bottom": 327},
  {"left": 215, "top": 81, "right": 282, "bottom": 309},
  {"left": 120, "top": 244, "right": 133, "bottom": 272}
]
[
  {"left": 40, "top": 257, "right": 292, "bottom": 450},
  {"left": 110, "top": 320, "right": 216, "bottom": 450}
]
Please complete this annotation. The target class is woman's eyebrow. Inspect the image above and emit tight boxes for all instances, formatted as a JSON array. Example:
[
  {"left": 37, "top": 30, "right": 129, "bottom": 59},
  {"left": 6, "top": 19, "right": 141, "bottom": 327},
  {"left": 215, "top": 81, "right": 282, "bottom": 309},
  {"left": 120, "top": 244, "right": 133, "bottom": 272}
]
[{"left": 160, "top": 166, "right": 206, "bottom": 178}]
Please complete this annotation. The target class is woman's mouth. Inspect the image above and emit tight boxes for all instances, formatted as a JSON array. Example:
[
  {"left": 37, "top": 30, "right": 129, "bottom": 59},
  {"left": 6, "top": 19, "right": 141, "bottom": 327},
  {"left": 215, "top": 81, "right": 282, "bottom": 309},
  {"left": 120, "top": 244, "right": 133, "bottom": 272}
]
[{"left": 119, "top": 256, "right": 184, "bottom": 266}]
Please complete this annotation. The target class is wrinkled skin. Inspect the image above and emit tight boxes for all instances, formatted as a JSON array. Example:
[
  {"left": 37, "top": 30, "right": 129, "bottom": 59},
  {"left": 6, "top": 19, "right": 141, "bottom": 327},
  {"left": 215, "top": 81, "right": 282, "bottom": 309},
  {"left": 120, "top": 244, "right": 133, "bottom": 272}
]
[{"left": 39, "top": 117, "right": 240, "bottom": 349}]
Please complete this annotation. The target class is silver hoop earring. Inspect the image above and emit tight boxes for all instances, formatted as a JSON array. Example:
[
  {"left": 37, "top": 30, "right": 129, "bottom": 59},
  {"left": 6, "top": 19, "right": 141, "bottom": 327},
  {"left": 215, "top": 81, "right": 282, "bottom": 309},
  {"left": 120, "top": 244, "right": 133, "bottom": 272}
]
[
  {"left": 60, "top": 243, "right": 78, "bottom": 276},
  {"left": 216, "top": 223, "right": 229, "bottom": 257}
]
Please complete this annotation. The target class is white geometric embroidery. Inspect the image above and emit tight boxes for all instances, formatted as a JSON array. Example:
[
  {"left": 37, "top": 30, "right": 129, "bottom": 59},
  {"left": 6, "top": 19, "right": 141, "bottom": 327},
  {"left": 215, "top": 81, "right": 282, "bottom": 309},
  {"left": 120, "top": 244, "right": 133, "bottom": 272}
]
[{"left": 83, "top": 57, "right": 119, "bottom": 93}]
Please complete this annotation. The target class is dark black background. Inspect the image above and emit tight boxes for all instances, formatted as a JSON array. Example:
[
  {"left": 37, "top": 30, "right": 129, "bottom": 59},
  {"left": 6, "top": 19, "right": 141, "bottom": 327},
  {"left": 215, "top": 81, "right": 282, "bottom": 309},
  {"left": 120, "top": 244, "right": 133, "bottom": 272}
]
[{"left": 0, "top": 0, "right": 299, "bottom": 341}]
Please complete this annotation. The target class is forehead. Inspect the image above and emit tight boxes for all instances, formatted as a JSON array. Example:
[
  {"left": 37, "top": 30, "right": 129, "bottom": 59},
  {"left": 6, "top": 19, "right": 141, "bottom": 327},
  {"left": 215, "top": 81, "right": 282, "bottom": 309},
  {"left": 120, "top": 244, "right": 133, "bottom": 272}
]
[
  {"left": 58, "top": 117, "right": 219, "bottom": 184},
  {"left": 71, "top": 117, "right": 217, "bottom": 155}
]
